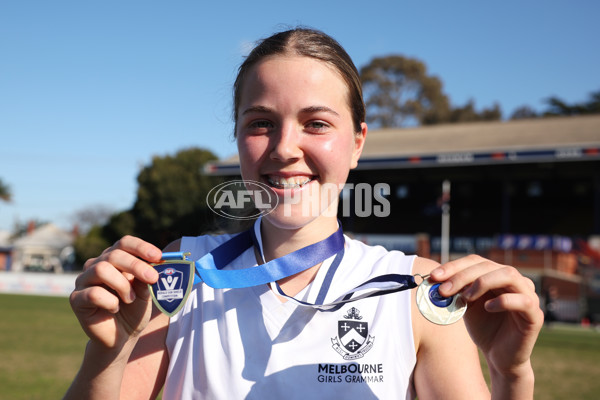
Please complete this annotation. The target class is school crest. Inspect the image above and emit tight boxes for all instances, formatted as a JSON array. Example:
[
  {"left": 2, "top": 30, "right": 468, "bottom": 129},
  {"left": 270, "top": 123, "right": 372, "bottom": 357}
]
[
  {"left": 331, "top": 307, "right": 375, "bottom": 360},
  {"left": 149, "top": 254, "right": 194, "bottom": 317}
]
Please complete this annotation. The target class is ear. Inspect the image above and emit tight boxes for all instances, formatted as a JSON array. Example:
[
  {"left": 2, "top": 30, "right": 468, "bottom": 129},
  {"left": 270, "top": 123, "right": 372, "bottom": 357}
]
[{"left": 350, "top": 122, "right": 368, "bottom": 169}]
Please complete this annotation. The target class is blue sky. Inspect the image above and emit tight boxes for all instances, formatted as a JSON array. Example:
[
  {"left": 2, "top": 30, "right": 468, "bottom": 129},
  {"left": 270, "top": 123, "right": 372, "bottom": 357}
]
[{"left": 1, "top": 0, "right": 599, "bottom": 232}]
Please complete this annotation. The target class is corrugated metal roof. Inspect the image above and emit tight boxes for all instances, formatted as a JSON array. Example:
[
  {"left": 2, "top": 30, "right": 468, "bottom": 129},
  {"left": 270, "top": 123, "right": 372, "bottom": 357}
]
[{"left": 362, "top": 114, "right": 600, "bottom": 156}]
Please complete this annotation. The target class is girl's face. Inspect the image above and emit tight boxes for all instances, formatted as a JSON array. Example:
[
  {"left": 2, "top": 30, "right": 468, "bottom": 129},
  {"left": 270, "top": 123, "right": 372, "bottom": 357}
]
[{"left": 236, "top": 55, "right": 366, "bottom": 231}]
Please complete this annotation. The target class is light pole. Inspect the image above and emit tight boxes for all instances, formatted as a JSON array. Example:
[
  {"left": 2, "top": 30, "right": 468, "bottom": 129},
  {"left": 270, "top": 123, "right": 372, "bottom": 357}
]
[{"left": 440, "top": 180, "right": 451, "bottom": 264}]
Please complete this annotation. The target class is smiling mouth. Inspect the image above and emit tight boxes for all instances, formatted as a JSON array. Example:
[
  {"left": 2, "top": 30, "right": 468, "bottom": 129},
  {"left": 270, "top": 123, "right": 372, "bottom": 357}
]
[{"left": 266, "top": 175, "right": 314, "bottom": 189}]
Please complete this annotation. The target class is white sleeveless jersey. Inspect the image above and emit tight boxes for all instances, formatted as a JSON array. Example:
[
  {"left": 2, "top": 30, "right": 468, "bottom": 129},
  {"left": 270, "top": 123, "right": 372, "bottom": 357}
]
[{"left": 163, "top": 230, "right": 418, "bottom": 399}]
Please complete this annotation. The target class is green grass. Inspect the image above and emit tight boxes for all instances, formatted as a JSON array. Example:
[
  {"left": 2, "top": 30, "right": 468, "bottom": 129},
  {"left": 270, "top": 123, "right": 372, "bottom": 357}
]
[
  {"left": 531, "top": 324, "right": 600, "bottom": 399},
  {"left": 0, "top": 294, "right": 88, "bottom": 400},
  {"left": 1, "top": 294, "right": 600, "bottom": 399},
  {"left": 476, "top": 323, "right": 600, "bottom": 399}
]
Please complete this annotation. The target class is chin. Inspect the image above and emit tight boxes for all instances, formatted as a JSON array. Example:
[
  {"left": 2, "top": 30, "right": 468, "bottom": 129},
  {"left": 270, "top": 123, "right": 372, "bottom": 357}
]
[{"left": 262, "top": 201, "right": 339, "bottom": 232}]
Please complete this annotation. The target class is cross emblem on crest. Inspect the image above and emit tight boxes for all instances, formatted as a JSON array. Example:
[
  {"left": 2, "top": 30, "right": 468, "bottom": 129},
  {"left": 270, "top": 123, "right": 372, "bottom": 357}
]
[
  {"left": 331, "top": 307, "right": 375, "bottom": 359},
  {"left": 338, "top": 320, "right": 369, "bottom": 353}
]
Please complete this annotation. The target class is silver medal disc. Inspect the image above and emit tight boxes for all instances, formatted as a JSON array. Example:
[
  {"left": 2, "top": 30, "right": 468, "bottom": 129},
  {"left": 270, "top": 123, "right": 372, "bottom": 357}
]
[{"left": 416, "top": 278, "right": 467, "bottom": 325}]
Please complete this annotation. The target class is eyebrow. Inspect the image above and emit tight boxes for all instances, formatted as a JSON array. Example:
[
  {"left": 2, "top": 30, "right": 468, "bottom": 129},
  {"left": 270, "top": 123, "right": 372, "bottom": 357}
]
[
  {"left": 241, "top": 105, "right": 340, "bottom": 117},
  {"left": 299, "top": 106, "right": 340, "bottom": 117},
  {"left": 241, "top": 105, "right": 273, "bottom": 116}
]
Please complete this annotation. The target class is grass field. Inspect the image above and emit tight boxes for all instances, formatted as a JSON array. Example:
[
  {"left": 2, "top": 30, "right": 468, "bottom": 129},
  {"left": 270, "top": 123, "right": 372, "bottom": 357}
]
[
  {"left": 1, "top": 293, "right": 600, "bottom": 399},
  {"left": 0, "top": 294, "right": 88, "bottom": 400}
]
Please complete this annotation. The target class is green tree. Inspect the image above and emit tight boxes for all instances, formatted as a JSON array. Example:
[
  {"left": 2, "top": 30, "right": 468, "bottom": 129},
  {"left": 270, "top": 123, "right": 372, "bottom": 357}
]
[
  {"left": 0, "top": 178, "right": 11, "bottom": 202},
  {"left": 360, "top": 55, "right": 502, "bottom": 128},
  {"left": 448, "top": 100, "right": 502, "bottom": 123},
  {"left": 360, "top": 55, "right": 451, "bottom": 128},
  {"left": 72, "top": 147, "right": 223, "bottom": 267},
  {"left": 544, "top": 89, "right": 600, "bottom": 116},
  {"left": 102, "top": 210, "right": 136, "bottom": 244},
  {"left": 511, "top": 89, "right": 600, "bottom": 120},
  {"left": 510, "top": 105, "right": 539, "bottom": 120},
  {"left": 72, "top": 211, "right": 137, "bottom": 269},
  {"left": 133, "top": 147, "right": 223, "bottom": 247},
  {"left": 73, "top": 225, "right": 111, "bottom": 266}
]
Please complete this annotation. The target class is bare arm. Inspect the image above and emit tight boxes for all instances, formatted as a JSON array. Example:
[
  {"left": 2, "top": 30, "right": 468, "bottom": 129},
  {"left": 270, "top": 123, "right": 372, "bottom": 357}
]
[
  {"left": 413, "top": 255, "right": 543, "bottom": 400},
  {"left": 432, "top": 255, "right": 542, "bottom": 399},
  {"left": 120, "top": 309, "right": 170, "bottom": 398},
  {"left": 65, "top": 311, "right": 169, "bottom": 400},
  {"left": 412, "top": 257, "right": 490, "bottom": 399},
  {"left": 64, "top": 238, "right": 181, "bottom": 400}
]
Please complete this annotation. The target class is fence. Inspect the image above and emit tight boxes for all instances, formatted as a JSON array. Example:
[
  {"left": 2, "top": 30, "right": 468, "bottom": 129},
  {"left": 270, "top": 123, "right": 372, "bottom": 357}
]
[{"left": 0, "top": 271, "right": 76, "bottom": 297}]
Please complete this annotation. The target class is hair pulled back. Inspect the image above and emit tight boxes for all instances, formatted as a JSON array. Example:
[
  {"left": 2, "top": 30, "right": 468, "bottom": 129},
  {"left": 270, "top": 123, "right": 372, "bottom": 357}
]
[{"left": 233, "top": 28, "right": 365, "bottom": 134}]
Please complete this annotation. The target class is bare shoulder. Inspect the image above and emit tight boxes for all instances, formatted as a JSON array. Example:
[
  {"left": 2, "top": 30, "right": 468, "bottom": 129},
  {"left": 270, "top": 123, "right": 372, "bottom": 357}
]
[
  {"left": 410, "top": 256, "right": 470, "bottom": 351},
  {"left": 410, "top": 256, "right": 489, "bottom": 398},
  {"left": 412, "top": 256, "right": 440, "bottom": 277},
  {"left": 410, "top": 256, "right": 439, "bottom": 349}
]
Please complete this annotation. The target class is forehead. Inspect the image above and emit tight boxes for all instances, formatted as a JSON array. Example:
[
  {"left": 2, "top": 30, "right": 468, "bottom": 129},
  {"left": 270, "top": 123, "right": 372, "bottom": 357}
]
[{"left": 239, "top": 55, "right": 350, "bottom": 105}]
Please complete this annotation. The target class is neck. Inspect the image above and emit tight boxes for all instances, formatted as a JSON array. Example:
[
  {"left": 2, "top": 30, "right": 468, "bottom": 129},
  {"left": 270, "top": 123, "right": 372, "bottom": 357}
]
[
  {"left": 259, "top": 216, "right": 339, "bottom": 262},
  {"left": 258, "top": 215, "right": 339, "bottom": 299}
]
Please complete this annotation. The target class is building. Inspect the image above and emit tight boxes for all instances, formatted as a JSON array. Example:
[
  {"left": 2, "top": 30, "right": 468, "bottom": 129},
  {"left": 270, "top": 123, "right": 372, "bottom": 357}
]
[
  {"left": 11, "top": 223, "right": 75, "bottom": 273},
  {"left": 0, "top": 231, "right": 12, "bottom": 271}
]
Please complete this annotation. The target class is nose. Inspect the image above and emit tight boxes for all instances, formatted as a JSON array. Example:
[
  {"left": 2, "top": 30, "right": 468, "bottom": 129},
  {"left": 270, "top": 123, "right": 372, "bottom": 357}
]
[{"left": 269, "top": 122, "right": 303, "bottom": 162}]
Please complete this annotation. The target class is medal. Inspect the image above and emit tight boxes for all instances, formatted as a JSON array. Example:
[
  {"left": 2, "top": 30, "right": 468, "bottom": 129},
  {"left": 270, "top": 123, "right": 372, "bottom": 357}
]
[
  {"left": 149, "top": 252, "right": 195, "bottom": 317},
  {"left": 416, "top": 277, "right": 467, "bottom": 325}
]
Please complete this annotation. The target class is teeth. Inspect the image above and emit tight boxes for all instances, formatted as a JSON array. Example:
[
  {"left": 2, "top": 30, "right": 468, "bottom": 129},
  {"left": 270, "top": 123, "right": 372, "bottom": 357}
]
[{"left": 268, "top": 175, "right": 313, "bottom": 189}]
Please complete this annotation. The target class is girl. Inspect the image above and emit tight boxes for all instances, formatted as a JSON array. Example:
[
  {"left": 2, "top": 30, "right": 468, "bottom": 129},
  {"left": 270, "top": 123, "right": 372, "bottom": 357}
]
[{"left": 66, "top": 28, "right": 543, "bottom": 399}]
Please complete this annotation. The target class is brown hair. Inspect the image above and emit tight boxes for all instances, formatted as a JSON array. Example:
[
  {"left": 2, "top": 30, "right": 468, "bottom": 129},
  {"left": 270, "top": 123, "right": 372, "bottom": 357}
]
[{"left": 233, "top": 28, "right": 365, "bottom": 134}]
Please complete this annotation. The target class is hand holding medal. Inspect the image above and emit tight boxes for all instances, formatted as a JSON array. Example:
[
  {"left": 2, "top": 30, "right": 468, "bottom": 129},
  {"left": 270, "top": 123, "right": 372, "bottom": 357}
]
[
  {"left": 415, "top": 275, "right": 467, "bottom": 325},
  {"left": 427, "top": 255, "right": 544, "bottom": 376},
  {"left": 69, "top": 236, "right": 162, "bottom": 349}
]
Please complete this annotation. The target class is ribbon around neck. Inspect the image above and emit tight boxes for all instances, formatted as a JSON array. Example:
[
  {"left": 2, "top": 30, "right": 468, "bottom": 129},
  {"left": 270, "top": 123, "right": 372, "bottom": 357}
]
[
  {"left": 183, "top": 219, "right": 418, "bottom": 311},
  {"left": 193, "top": 222, "right": 345, "bottom": 289}
]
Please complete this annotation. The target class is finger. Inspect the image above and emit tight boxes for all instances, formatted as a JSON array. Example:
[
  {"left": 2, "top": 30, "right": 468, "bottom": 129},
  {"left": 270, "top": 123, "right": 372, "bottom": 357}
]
[
  {"left": 524, "top": 276, "right": 536, "bottom": 292},
  {"left": 434, "top": 261, "right": 501, "bottom": 297},
  {"left": 485, "top": 292, "right": 537, "bottom": 313},
  {"left": 83, "top": 256, "right": 99, "bottom": 271},
  {"left": 430, "top": 254, "right": 493, "bottom": 283},
  {"left": 75, "top": 261, "right": 138, "bottom": 304},
  {"left": 83, "top": 236, "right": 162, "bottom": 273},
  {"left": 111, "top": 235, "right": 163, "bottom": 264},
  {"left": 431, "top": 255, "right": 506, "bottom": 297},
  {"left": 99, "top": 248, "right": 158, "bottom": 284},
  {"left": 484, "top": 293, "right": 545, "bottom": 325},
  {"left": 462, "top": 266, "right": 537, "bottom": 302},
  {"left": 70, "top": 285, "right": 121, "bottom": 314},
  {"left": 131, "top": 277, "right": 153, "bottom": 302}
]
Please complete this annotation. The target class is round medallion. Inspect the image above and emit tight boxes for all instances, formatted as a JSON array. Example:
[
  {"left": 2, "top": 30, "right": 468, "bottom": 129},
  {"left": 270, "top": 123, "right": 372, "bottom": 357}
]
[{"left": 416, "top": 278, "right": 467, "bottom": 325}]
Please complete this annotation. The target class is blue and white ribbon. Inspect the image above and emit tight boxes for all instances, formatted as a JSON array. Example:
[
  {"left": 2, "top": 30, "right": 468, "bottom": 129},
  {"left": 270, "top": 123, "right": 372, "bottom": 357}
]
[{"left": 178, "top": 218, "right": 417, "bottom": 311}]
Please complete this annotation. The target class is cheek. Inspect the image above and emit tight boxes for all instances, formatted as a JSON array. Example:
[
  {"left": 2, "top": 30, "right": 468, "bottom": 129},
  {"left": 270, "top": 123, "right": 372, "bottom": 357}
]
[
  {"left": 237, "top": 136, "right": 269, "bottom": 174},
  {"left": 307, "top": 139, "right": 354, "bottom": 181},
  {"left": 319, "top": 139, "right": 335, "bottom": 154},
  {"left": 318, "top": 135, "right": 355, "bottom": 163},
  {"left": 238, "top": 135, "right": 264, "bottom": 158}
]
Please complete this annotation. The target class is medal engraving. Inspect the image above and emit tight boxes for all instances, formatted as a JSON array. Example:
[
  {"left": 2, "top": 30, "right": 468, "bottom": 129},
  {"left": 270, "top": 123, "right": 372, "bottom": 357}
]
[
  {"left": 149, "top": 253, "right": 195, "bottom": 317},
  {"left": 416, "top": 278, "right": 467, "bottom": 325}
]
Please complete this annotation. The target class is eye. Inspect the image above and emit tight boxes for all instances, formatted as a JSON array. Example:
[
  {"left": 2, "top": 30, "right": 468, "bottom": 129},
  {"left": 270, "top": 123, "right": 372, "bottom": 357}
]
[
  {"left": 305, "top": 120, "right": 330, "bottom": 133},
  {"left": 250, "top": 120, "right": 272, "bottom": 128},
  {"left": 246, "top": 120, "right": 273, "bottom": 134}
]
